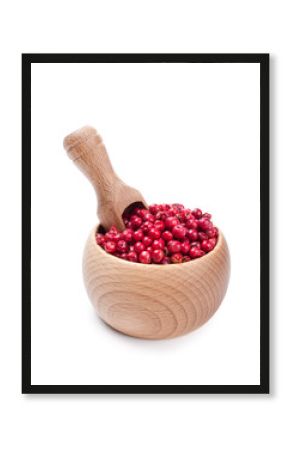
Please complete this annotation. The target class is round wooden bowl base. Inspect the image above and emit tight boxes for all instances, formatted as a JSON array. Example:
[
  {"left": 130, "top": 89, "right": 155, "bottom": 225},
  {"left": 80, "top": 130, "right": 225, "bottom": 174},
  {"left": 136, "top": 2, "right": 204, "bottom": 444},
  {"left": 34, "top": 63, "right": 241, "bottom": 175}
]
[{"left": 83, "top": 227, "right": 230, "bottom": 340}]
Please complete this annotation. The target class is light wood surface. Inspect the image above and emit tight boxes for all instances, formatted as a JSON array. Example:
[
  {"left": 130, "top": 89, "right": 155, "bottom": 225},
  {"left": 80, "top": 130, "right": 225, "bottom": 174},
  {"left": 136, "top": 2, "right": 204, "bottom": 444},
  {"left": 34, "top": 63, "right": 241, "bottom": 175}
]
[
  {"left": 83, "top": 226, "right": 230, "bottom": 339},
  {"left": 63, "top": 126, "right": 147, "bottom": 231}
]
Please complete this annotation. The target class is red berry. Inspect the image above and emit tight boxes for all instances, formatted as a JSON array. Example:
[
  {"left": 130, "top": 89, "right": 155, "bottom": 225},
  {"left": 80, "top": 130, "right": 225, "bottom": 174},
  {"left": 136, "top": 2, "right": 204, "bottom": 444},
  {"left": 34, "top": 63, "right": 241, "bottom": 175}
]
[
  {"left": 142, "top": 236, "right": 153, "bottom": 247},
  {"left": 133, "top": 229, "right": 144, "bottom": 241},
  {"left": 167, "top": 240, "right": 181, "bottom": 254},
  {"left": 202, "top": 213, "right": 212, "bottom": 220},
  {"left": 154, "top": 220, "right": 165, "bottom": 231},
  {"left": 168, "top": 207, "right": 178, "bottom": 216},
  {"left": 122, "top": 229, "right": 133, "bottom": 242},
  {"left": 131, "top": 215, "right": 143, "bottom": 229},
  {"left": 171, "top": 253, "right": 183, "bottom": 263},
  {"left": 192, "top": 208, "right": 202, "bottom": 218},
  {"left": 208, "top": 237, "right": 217, "bottom": 248},
  {"left": 198, "top": 232, "right": 208, "bottom": 241},
  {"left": 134, "top": 242, "right": 145, "bottom": 253},
  {"left": 141, "top": 221, "right": 154, "bottom": 233},
  {"left": 144, "top": 212, "right": 155, "bottom": 222},
  {"left": 104, "top": 229, "right": 120, "bottom": 242},
  {"left": 201, "top": 239, "right": 214, "bottom": 252},
  {"left": 180, "top": 241, "right": 190, "bottom": 254},
  {"left": 109, "top": 225, "right": 118, "bottom": 234},
  {"left": 191, "top": 241, "right": 201, "bottom": 249},
  {"left": 165, "top": 216, "right": 179, "bottom": 229},
  {"left": 104, "top": 241, "right": 117, "bottom": 254},
  {"left": 187, "top": 229, "right": 198, "bottom": 241},
  {"left": 172, "top": 224, "right": 186, "bottom": 239},
  {"left": 181, "top": 209, "right": 192, "bottom": 220},
  {"left": 155, "top": 211, "right": 168, "bottom": 221},
  {"left": 151, "top": 249, "right": 164, "bottom": 263},
  {"left": 161, "top": 256, "right": 171, "bottom": 264},
  {"left": 127, "top": 251, "right": 138, "bottom": 262},
  {"left": 183, "top": 255, "right": 191, "bottom": 262},
  {"left": 136, "top": 208, "right": 148, "bottom": 218},
  {"left": 206, "top": 227, "right": 218, "bottom": 238},
  {"left": 146, "top": 246, "right": 153, "bottom": 253},
  {"left": 104, "top": 231, "right": 115, "bottom": 241},
  {"left": 172, "top": 203, "right": 184, "bottom": 210},
  {"left": 149, "top": 204, "right": 161, "bottom": 214},
  {"left": 189, "top": 247, "right": 204, "bottom": 259},
  {"left": 162, "top": 230, "right": 173, "bottom": 242},
  {"left": 96, "top": 233, "right": 105, "bottom": 246},
  {"left": 152, "top": 238, "right": 165, "bottom": 250},
  {"left": 186, "top": 218, "right": 198, "bottom": 229},
  {"left": 116, "top": 240, "right": 128, "bottom": 252},
  {"left": 198, "top": 218, "right": 213, "bottom": 231},
  {"left": 139, "top": 250, "right": 151, "bottom": 264},
  {"left": 148, "top": 227, "right": 161, "bottom": 240},
  {"left": 111, "top": 232, "right": 122, "bottom": 242},
  {"left": 117, "top": 253, "right": 128, "bottom": 260}
]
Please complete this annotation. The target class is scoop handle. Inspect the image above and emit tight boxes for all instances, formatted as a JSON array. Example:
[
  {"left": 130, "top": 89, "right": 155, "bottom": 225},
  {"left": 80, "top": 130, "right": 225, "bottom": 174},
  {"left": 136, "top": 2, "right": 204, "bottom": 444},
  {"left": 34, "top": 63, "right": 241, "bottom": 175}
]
[
  {"left": 63, "top": 126, "right": 146, "bottom": 231},
  {"left": 64, "top": 126, "right": 117, "bottom": 199}
]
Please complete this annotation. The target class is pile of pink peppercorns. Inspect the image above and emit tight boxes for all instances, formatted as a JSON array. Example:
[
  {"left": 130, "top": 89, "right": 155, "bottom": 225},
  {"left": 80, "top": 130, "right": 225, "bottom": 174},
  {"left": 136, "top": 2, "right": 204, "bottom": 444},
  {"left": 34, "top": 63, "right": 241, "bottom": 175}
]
[{"left": 95, "top": 204, "right": 218, "bottom": 264}]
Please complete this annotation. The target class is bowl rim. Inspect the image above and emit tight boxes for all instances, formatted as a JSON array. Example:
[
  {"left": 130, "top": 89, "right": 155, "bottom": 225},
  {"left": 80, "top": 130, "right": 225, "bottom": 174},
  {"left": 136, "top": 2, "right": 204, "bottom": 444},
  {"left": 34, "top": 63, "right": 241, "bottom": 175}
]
[{"left": 89, "top": 224, "right": 225, "bottom": 270}]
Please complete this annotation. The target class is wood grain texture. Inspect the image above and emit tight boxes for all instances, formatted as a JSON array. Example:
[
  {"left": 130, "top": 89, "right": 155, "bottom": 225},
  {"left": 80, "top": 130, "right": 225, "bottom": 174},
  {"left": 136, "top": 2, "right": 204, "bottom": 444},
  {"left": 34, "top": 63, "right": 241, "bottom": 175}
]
[
  {"left": 83, "top": 227, "right": 231, "bottom": 339},
  {"left": 63, "top": 126, "right": 147, "bottom": 231}
]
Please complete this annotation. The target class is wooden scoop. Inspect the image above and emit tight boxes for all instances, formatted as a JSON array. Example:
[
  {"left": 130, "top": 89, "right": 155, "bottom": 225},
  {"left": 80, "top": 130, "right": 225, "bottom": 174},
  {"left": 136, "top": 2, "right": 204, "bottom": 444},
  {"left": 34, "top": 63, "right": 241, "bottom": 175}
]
[{"left": 63, "top": 126, "right": 147, "bottom": 231}]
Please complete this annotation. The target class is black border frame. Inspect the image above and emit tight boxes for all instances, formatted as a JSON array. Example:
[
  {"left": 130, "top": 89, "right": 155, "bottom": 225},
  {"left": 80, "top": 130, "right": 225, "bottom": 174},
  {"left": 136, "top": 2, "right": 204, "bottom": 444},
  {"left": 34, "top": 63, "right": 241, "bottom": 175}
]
[{"left": 22, "top": 53, "right": 269, "bottom": 394}]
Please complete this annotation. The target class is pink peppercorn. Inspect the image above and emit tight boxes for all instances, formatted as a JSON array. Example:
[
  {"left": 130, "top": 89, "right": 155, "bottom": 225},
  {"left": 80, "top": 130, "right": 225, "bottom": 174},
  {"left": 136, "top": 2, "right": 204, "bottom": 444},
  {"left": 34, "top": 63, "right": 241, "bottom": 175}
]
[
  {"left": 167, "top": 240, "right": 181, "bottom": 254},
  {"left": 133, "top": 229, "right": 144, "bottom": 241},
  {"left": 148, "top": 227, "right": 161, "bottom": 240},
  {"left": 151, "top": 249, "right": 164, "bottom": 263},
  {"left": 104, "top": 241, "right": 116, "bottom": 253},
  {"left": 96, "top": 203, "right": 218, "bottom": 264},
  {"left": 116, "top": 240, "right": 128, "bottom": 252},
  {"left": 171, "top": 253, "right": 183, "bottom": 263},
  {"left": 139, "top": 250, "right": 151, "bottom": 264},
  {"left": 127, "top": 251, "right": 138, "bottom": 262},
  {"left": 134, "top": 242, "right": 145, "bottom": 253},
  {"left": 172, "top": 225, "right": 187, "bottom": 240}
]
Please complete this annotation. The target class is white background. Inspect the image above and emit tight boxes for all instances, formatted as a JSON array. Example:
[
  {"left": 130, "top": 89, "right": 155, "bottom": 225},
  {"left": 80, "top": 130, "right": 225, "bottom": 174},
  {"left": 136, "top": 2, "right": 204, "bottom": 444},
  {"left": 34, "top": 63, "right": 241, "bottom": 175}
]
[
  {"left": 0, "top": 0, "right": 288, "bottom": 449},
  {"left": 31, "top": 62, "right": 260, "bottom": 386}
]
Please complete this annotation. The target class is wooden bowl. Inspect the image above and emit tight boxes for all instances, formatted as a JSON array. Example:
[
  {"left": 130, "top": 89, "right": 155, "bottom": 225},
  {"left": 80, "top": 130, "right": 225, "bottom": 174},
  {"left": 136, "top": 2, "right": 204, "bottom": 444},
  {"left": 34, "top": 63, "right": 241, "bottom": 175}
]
[{"left": 83, "top": 226, "right": 230, "bottom": 339}]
